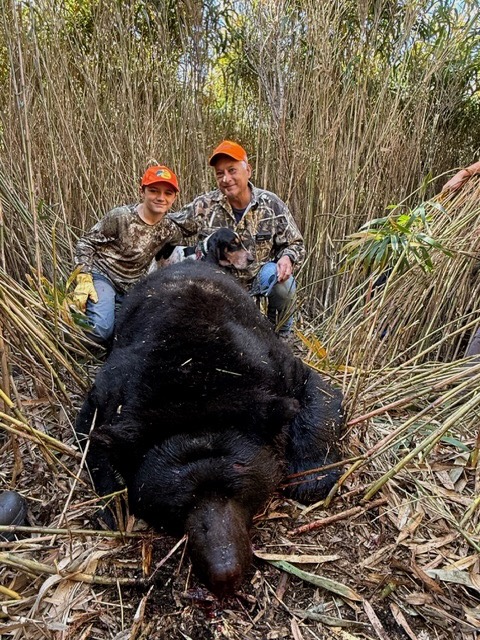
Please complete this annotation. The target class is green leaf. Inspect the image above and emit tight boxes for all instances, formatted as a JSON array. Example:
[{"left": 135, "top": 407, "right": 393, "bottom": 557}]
[
  {"left": 358, "top": 217, "right": 389, "bottom": 231},
  {"left": 440, "top": 436, "right": 471, "bottom": 452},
  {"left": 267, "top": 560, "right": 363, "bottom": 601},
  {"left": 390, "top": 234, "right": 399, "bottom": 253}
]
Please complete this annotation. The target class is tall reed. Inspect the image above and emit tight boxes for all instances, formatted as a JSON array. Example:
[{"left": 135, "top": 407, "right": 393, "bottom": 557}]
[{"left": 0, "top": 0, "right": 478, "bottom": 311}]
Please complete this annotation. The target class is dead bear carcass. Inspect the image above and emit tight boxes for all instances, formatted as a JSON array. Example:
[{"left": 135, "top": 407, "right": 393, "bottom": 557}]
[{"left": 76, "top": 260, "right": 344, "bottom": 596}]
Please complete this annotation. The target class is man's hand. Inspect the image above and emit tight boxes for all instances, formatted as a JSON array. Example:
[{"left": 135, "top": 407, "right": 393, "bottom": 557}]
[
  {"left": 276, "top": 255, "right": 293, "bottom": 283},
  {"left": 73, "top": 273, "right": 98, "bottom": 313}
]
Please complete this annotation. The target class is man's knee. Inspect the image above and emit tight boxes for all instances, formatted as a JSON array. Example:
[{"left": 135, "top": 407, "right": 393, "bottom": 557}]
[
  {"left": 269, "top": 277, "right": 296, "bottom": 306},
  {"left": 252, "top": 262, "right": 277, "bottom": 296},
  {"left": 250, "top": 263, "right": 296, "bottom": 333}
]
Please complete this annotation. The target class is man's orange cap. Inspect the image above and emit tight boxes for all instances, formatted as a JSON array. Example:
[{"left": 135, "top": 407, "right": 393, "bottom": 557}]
[
  {"left": 141, "top": 165, "right": 179, "bottom": 192},
  {"left": 209, "top": 140, "right": 248, "bottom": 166}
]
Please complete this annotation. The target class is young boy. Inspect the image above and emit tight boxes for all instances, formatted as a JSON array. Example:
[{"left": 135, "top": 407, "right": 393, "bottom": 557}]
[{"left": 73, "top": 165, "right": 186, "bottom": 345}]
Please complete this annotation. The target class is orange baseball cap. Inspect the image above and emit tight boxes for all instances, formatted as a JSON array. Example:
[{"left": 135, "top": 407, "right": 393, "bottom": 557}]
[
  {"left": 209, "top": 140, "right": 248, "bottom": 166},
  {"left": 141, "top": 165, "right": 179, "bottom": 192}
]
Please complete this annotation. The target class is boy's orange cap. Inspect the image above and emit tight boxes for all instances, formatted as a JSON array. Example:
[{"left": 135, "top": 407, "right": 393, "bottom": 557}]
[
  {"left": 209, "top": 140, "right": 248, "bottom": 166},
  {"left": 141, "top": 165, "right": 179, "bottom": 192}
]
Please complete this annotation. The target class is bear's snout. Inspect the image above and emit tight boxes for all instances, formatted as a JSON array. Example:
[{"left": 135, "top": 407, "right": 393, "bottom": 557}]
[{"left": 185, "top": 497, "right": 252, "bottom": 597}]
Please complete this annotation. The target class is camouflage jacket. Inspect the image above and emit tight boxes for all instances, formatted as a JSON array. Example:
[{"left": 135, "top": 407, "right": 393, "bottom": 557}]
[
  {"left": 170, "top": 183, "right": 305, "bottom": 281},
  {"left": 75, "top": 204, "right": 185, "bottom": 293}
]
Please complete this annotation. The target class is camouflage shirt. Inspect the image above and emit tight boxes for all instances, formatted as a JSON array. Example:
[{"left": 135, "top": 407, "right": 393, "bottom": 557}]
[
  {"left": 75, "top": 204, "right": 184, "bottom": 293},
  {"left": 170, "top": 183, "right": 305, "bottom": 281}
]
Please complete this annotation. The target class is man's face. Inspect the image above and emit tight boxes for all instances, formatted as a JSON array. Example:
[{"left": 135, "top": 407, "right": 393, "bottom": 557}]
[
  {"left": 142, "top": 182, "right": 177, "bottom": 217},
  {"left": 213, "top": 156, "right": 252, "bottom": 201}
]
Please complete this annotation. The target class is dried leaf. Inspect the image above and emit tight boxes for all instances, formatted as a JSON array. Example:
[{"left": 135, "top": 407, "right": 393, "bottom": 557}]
[
  {"left": 396, "top": 509, "right": 424, "bottom": 543},
  {"left": 291, "top": 618, "right": 304, "bottom": 640},
  {"left": 427, "top": 569, "right": 480, "bottom": 594},
  {"left": 390, "top": 602, "right": 418, "bottom": 640},
  {"left": 129, "top": 586, "right": 154, "bottom": 640},
  {"left": 411, "top": 562, "right": 445, "bottom": 595},
  {"left": 449, "top": 465, "right": 465, "bottom": 483},
  {"left": 363, "top": 600, "right": 389, "bottom": 640},
  {"left": 142, "top": 538, "right": 153, "bottom": 576},
  {"left": 396, "top": 502, "right": 411, "bottom": 530},
  {"left": 411, "top": 533, "right": 457, "bottom": 555},
  {"left": 359, "top": 543, "right": 396, "bottom": 568},
  {"left": 404, "top": 592, "right": 433, "bottom": 606},
  {"left": 296, "top": 331, "right": 328, "bottom": 359},
  {"left": 267, "top": 560, "right": 363, "bottom": 601},
  {"left": 463, "top": 605, "right": 480, "bottom": 628},
  {"left": 261, "top": 511, "right": 290, "bottom": 520},
  {"left": 438, "top": 554, "right": 478, "bottom": 571},
  {"left": 294, "top": 609, "right": 370, "bottom": 628},
  {"left": 435, "top": 470, "right": 456, "bottom": 490},
  {"left": 254, "top": 551, "right": 340, "bottom": 564},
  {"left": 417, "top": 480, "right": 470, "bottom": 506}
]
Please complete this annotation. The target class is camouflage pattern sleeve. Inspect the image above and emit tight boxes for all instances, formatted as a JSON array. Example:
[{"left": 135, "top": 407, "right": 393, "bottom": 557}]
[
  {"left": 74, "top": 205, "right": 190, "bottom": 291},
  {"left": 74, "top": 211, "right": 119, "bottom": 273},
  {"left": 270, "top": 195, "right": 305, "bottom": 267},
  {"left": 167, "top": 201, "right": 202, "bottom": 237}
]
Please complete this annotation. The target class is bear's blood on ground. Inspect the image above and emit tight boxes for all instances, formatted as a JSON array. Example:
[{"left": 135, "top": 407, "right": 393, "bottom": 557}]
[{"left": 76, "top": 260, "right": 344, "bottom": 597}]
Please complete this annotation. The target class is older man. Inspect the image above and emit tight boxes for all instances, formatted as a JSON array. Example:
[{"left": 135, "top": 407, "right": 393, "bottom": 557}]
[{"left": 173, "top": 140, "right": 305, "bottom": 338}]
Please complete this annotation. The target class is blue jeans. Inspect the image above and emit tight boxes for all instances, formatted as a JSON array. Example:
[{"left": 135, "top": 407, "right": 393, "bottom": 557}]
[
  {"left": 85, "top": 273, "right": 124, "bottom": 345},
  {"left": 250, "top": 262, "right": 296, "bottom": 335}
]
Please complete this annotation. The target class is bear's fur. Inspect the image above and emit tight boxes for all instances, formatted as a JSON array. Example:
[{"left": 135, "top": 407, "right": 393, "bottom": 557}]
[{"left": 76, "top": 261, "right": 343, "bottom": 596}]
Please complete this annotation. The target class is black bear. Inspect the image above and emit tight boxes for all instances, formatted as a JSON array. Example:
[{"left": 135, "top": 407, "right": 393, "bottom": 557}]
[{"left": 76, "top": 260, "right": 343, "bottom": 596}]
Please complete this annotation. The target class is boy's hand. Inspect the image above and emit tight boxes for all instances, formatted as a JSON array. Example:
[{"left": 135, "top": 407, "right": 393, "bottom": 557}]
[{"left": 73, "top": 273, "right": 98, "bottom": 312}]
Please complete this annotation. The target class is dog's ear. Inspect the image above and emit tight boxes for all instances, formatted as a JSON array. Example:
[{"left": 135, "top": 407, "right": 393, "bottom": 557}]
[{"left": 216, "top": 242, "right": 230, "bottom": 267}]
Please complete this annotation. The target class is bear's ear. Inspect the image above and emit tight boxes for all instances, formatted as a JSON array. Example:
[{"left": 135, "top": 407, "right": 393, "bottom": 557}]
[
  {"left": 99, "top": 419, "right": 148, "bottom": 450},
  {"left": 265, "top": 397, "right": 300, "bottom": 430}
]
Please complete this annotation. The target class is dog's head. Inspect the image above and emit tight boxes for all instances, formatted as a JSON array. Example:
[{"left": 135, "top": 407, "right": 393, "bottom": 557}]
[{"left": 205, "top": 228, "right": 254, "bottom": 270}]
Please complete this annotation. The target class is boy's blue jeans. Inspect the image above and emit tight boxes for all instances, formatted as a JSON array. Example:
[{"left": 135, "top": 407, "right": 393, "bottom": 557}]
[
  {"left": 85, "top": 273, "right": 124, "bottom": 344},
  {"left": 250, "top": 262, "right": 296, "bottom": 335}
]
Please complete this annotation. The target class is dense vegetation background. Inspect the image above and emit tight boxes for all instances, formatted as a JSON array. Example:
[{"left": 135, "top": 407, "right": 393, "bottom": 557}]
[
  {"left": 1, "top": 0, "right": 479, "bottom": 284},
  {"left": 1, "top": 3, "right": 480, "bottom": 638}
]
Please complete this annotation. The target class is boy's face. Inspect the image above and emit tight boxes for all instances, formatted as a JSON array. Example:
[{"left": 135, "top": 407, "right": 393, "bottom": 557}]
[{"left": 142, "top": 182, "right": 177, "bottom": 217}]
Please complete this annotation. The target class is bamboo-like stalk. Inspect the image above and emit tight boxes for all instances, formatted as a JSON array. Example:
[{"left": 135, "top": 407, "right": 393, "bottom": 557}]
[
  {"left": 363, "top": 392, "right": 480, "bottom": 501},
  {"left": 0, "top": 414, "right": 79, "bottom": 458},
  {"left": 0, "top": 552, "right": 146, "bottom": 585},
  {"left": 9, "top": 0, "right": 42, "bottom": 283},
  {"left": 0, "top": 525, "right": 145, "bottom": 538}
]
